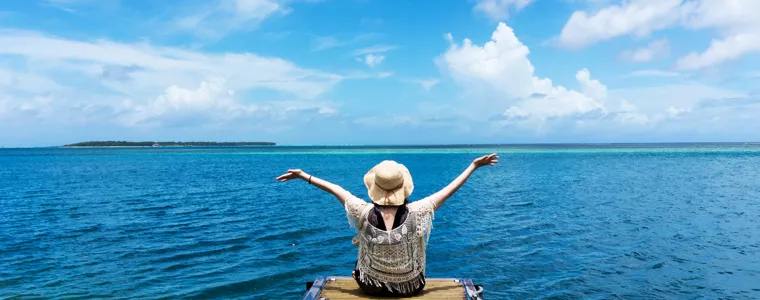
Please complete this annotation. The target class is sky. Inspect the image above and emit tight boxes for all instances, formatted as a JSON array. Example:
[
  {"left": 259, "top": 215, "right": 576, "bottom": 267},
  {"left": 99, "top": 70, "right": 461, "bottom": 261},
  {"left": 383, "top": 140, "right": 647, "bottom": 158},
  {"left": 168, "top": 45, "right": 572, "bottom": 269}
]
[{"left": 1, "top": 0, "right": 759, "bottom": 147}]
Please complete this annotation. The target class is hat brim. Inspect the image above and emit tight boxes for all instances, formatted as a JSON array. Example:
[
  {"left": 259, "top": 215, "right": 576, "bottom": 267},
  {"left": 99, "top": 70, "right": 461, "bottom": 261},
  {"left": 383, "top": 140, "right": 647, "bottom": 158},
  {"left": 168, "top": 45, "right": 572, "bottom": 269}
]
[{"left": 364, "top": 164, "right": 413, "bottom": 206}]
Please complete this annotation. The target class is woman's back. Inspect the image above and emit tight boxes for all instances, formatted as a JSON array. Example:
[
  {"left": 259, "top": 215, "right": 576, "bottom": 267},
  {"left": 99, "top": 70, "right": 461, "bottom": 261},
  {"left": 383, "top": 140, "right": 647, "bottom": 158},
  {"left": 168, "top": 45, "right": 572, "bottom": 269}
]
[{"left": 345, "top": 192, "right": 435, "bottom": 296}]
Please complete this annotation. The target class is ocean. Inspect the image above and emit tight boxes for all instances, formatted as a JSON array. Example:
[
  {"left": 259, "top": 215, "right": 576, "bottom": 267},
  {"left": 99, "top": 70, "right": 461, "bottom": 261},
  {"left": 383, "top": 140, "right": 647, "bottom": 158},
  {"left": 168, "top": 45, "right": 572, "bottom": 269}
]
[{"left": 2, "top": 144, "right": 759, "bottom": 299}]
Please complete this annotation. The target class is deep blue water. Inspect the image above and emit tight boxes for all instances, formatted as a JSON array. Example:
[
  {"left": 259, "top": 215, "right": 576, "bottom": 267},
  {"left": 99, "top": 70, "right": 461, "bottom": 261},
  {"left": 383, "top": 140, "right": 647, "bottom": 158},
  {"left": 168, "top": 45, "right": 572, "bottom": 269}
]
[{"left": 2, "top": 145, "right": 760, "bottom": 299}]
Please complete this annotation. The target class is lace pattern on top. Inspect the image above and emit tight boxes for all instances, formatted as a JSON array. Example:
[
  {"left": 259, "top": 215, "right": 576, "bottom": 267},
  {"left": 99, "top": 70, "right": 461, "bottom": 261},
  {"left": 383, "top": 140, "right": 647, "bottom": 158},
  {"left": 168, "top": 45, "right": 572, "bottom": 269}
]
[{"left": 343, "top": 192, "right": 435, "bottom": 294}]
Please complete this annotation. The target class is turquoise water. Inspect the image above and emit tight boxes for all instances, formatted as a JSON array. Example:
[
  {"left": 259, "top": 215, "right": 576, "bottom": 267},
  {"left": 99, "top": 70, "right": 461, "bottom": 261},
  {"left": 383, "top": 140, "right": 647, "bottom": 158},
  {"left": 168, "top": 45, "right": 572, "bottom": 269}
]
[{"left": 2, "top": 145, "right": 760, "bottom": 299}]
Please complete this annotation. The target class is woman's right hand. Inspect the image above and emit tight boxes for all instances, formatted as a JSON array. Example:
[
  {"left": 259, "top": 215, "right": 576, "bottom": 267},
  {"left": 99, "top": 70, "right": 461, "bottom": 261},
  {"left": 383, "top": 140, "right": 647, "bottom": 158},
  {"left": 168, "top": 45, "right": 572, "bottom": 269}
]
[
  {"left": 472, "top": 153, "right": 499, "bottom": 168},
  {"left": 276, "top": 169, "right": 307, "bottom": 182}
]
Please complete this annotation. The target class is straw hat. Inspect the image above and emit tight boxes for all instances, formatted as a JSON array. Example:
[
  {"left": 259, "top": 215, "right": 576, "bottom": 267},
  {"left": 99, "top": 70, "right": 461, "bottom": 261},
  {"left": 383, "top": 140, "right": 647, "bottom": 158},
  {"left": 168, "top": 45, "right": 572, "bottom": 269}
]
[{"left": 363, "top": 160, "right": 413, "bottom": 206}]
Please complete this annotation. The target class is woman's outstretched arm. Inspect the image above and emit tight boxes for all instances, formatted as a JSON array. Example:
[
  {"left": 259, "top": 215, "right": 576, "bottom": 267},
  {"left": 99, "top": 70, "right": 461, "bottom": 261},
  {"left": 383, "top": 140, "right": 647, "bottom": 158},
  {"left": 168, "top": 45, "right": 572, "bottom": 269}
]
[
  {"left": 425, "top": 154, "right": 499, "bottom": 211},
  {"left": 276, "top": 169, "right": 351, "bottom": 206}
]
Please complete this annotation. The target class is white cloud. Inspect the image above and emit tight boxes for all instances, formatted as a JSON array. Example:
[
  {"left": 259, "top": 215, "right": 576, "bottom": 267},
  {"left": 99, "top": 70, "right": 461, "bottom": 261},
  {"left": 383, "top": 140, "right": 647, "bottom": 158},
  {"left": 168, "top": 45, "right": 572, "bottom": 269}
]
[
  {"left": 473, "top": 0, "right": 534, "bottom": 21},
  {"left": 626, "top": 69, "right": 681, "bottom": 77},
  {"left": 674, "top": 0, "right": 760, "bottom": 69},
  {"left": 610, "top": 83, "right": 743, "bottom": 113},
  {"left": 122, "top": 78, "right": 258, "bottom": 127},
  {"left": 558, "top": 0, "right": 760, "bottom": 69},
  {"left": 311, "top": 36, "right": 344, "bottom": 51},
  {"left": 0, "top": 29, "right": 346, "bottom": 133},
  {"left": 353, "top": 44, "right": 399, "bottom": 56},
  {"left": 676, "top": 33, "right": 760, "bottom": 69},
  {"left": 576, "top": 68, "right": 607, "bottom": 100},
  {"left": 439, "top": 22, "right": 608, "bottom": 126},
  {"left": 558, "top": 0, "right": 682, "bottom": 49},
  {"left": 0, "top": 68, "right": 63, "bottom": 93},
  {"left": 172, "top": 0, "right": 289, "bottom": 39},
  {"left": 358, "top": 54, "right": 385, "bottom": 68},
  {"left": 119, "top": 78, "right": 341, "bottom": 127},
  {"left": 619, "top": 38, "right": 670, "bottom": 62},
  {"left": 344, "top": 71, "right": 393, "bottom": 79},
  {"left": 353, "top": 115, "right": 414, "bottom": 127},
  {"left": 503, "top": 69, "right": 607, "bottom": 122},
  {"left": 404, "top": 79, "right": 440, "bottom": 91},
  {"left": 436, "top": 20, "right": 758, "bottom": 138},
  {"left": 311, "top": 33, "right": 375, "bottom": 51},
  {"left": 0, "top": 30, "right": 342, "bottom": 99},
  {"left": 438, "top": 23, "right": 541, "bottom": 99}
]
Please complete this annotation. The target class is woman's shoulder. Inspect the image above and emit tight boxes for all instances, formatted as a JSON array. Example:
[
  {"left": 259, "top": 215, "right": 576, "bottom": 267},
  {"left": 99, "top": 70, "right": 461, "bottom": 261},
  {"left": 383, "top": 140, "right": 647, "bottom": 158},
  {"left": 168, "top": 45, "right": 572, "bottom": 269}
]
[{"left": 406, "top": 197, "right": 434, "bottom": 212}]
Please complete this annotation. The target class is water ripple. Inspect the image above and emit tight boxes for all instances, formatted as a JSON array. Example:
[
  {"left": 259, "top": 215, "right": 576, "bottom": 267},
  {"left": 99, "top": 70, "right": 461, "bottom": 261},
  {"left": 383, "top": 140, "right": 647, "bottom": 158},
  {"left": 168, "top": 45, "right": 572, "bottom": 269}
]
[{"left": 2, "top": 147, "right": 760, "bottom": 299}]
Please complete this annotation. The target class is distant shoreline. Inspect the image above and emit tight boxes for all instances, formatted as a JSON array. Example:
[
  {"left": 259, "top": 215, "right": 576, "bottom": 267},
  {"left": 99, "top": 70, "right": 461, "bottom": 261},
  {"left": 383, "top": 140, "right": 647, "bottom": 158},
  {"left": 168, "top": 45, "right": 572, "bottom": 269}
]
[
  {"left": 2, "top": 141, "right": 758, "bottom": 149},
  {"left": 62, "top": 141, "right": 276, "bottom": 147}
]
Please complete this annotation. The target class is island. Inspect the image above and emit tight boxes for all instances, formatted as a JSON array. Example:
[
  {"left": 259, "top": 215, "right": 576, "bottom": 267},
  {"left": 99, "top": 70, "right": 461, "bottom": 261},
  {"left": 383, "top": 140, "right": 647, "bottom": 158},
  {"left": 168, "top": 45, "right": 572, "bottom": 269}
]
[{"left": 63, "top": 141, "right": 276, "bottom": 147}]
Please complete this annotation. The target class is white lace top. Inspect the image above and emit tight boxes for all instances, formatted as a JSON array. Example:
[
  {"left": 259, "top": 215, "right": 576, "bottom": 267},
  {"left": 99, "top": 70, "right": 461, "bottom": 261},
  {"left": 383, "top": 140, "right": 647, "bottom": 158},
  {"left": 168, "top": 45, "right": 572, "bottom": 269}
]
[{"left": 344, "top": 192, "right": 435, "bottom": 293}]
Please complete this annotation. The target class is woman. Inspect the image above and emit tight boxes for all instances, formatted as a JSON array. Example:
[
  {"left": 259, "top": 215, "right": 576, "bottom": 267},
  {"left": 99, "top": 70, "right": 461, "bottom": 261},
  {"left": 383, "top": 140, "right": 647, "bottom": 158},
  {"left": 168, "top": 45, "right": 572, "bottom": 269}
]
[{"left": 276, "top": 153, "right": 499, "bottom": 297}]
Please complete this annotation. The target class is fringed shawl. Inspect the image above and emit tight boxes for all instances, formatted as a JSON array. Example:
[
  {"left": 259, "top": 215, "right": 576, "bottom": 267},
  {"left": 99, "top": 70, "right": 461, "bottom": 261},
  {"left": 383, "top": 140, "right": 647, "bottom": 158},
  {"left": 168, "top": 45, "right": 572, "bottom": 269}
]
[{"left": 345, "top": 194, "right": 435, "bottom": 294}]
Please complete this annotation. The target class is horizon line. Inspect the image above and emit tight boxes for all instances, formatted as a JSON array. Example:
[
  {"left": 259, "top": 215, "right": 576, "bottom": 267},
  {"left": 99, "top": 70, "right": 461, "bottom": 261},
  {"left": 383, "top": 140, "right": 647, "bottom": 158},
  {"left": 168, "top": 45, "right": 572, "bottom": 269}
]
[{"left": 5, "top": 141, "right": 760, "bottom": 148}]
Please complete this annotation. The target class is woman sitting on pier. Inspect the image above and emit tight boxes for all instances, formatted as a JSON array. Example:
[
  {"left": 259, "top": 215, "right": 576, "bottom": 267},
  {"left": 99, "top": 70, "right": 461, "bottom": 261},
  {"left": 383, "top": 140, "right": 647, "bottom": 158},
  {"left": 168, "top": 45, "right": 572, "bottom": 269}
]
[{"left": 276, "top": 154, "right": 499, "bottom": 297}]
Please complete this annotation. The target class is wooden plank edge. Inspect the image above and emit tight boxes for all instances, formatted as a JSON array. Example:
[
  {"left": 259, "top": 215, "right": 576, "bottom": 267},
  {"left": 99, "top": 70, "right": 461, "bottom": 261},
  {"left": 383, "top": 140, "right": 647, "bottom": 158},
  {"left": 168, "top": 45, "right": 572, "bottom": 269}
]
[
  {"left": 460, "top": 278, "right": 484, "bottom": 300},
  {"left": 302, "top": 276, "right": 327, "bottom": 300}
]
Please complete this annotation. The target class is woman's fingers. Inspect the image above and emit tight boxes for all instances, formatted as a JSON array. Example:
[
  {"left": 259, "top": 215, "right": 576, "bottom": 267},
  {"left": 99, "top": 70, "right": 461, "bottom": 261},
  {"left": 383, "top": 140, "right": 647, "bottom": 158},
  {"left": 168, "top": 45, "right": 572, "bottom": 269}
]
[{"left": 276, "top": 171, "right": 296, "bottom": 181}]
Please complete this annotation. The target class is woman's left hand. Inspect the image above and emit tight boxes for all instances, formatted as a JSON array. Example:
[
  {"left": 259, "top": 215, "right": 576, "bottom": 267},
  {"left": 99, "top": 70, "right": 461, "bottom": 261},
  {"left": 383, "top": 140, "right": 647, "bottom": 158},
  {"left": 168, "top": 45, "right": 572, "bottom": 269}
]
[
  {"left": 472, "top": 153, "right": 499, "bottom": 168},
  {"left": 276, "top": 169, "right": 306, "bottom": 182}
]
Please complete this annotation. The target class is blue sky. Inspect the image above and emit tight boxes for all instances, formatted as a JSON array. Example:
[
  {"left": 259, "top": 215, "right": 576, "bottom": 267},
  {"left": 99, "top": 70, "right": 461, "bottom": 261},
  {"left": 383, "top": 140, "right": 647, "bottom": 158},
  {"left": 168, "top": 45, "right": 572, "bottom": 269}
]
[{"left": 1, "top": 0, "right": 759, "bottom": 146}]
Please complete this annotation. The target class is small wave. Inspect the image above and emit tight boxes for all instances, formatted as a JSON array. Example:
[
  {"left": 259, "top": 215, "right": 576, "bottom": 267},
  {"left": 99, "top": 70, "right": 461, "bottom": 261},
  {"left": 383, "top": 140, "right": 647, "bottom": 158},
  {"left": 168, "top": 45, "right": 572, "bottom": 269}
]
[
  {"left": 626, "top": 251, "right": 656, "bottom": 261},
  {"left": 650, "top": 262, "right": 665, "bottom": 269},
  {"left": 195, "top": 236, "right": 250, "bottom": 247},
  {"left": 133, "top": 204, "right": 176, "bottom": 212},
  {"left": 521, "top": 248, "right": 544, "bottom": 257},
  {"left": 173, "top": 207, "right": 211, "bottom": 215},
  {"left": 73, "top": 224, "right": 103, "bottom": 233},
  {"left": 510, "top": 201, "right": 535, "bottom": 207},
  {"left": 41, "top": 279, "right": 65, "bottom": 288},
  {"left": 150, "top": 244, "right": 248, "bottom": 264},
  {"left": 38, "top": 208, "right": 59, "bottom": 214},
  {"left": 184, "top": 264, "right": 324, "bottom": 299},
  {"left": 505, "top": 188, "right": 534, "bottom": 195},
  {"left": 255, "top": 226, "right": 324, "bottom": 242},
  {"left": 162, "top": 262, "right": 194, "bottom": 272},
  {"left": 0, "top": 276, "right": 24, "bottom": 288}
]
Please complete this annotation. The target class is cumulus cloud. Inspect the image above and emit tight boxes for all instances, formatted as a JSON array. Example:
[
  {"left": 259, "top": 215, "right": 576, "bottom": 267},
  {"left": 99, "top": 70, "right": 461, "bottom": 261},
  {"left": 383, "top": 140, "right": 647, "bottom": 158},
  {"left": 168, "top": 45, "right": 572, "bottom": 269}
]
[
  {"left": 558, "top": 0, "right": 760, "bottom": 69},
  {"left": 122, "top": 79, "right": 254, "bottom": 127},
  {"left": 438, "top": 23, "right": 542, "bottom": 99},
  {"left": 352, "top": 44, "right": 396, "bottom": 68},
  {"left": 436, "top": 20, "right": 757, "bottom": 138},
  {"left": 676, "top": 33, "right": 760, "bottom": 70},
  {"left": 358, "top": 53, "right": 385, "bottom": 68},
  {"left": 503, "top": 69, "right": 607, "bottom": 122},
  {"left": 558, "top": 0, "right": 682, "bottom": 49},
  {"left": 473, "top": 0, "right": 534, "bottom": 21},
  {"left": 619, "top": 38, "right": 670, "bottom": 62},
  {"left": 439, "top": 22, "right": 608, "bottom": 127},
  {"left": 0, "top": 29, "right": 346, "bottom": 137},
  {"left": 676, "top": 0, "right": 760, "bottom": 69}
]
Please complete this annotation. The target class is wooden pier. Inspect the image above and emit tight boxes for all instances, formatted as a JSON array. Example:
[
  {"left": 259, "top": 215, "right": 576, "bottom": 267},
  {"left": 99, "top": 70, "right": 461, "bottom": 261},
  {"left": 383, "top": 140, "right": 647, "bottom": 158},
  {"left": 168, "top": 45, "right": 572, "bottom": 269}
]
[{"left": 302, "top": 276, "right": 483, "bottom": 299}]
